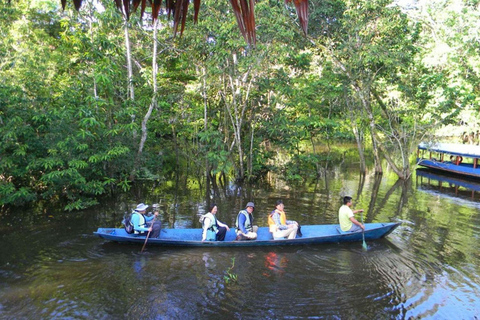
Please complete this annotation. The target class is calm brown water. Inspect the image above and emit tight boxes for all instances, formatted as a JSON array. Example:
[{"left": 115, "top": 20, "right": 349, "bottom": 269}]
[{"left": 1, "top": 167, "right": 480, "bottom": 319}]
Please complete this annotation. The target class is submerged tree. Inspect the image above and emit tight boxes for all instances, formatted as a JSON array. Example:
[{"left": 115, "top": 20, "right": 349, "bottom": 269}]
[
  {"left": 1, "top": 0, "right": 475, "bottom": 210},
  {"left": 311, "top": 0, "right": 434, "bottom": 179}
]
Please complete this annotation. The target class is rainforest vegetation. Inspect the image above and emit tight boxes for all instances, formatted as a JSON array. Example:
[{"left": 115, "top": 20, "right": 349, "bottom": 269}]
[{"left": 0, "top": 0, "right": 479, "bottom": 210}]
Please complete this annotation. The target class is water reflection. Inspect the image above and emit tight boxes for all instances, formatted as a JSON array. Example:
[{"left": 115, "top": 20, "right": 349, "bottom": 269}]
[
  {"left": 1, "top": 168, "right": 480, "bottom": 318},
  {"left": 263, "top": 251, "right": 288, "bottom": 277},
  {"left": 416, "top": 168, "right": 480, "bottom": 205}
]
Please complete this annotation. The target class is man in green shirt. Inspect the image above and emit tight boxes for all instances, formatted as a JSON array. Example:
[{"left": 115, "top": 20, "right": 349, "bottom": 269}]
[{"left": 338, "top": 196, "right": 365, "bottom": 232}]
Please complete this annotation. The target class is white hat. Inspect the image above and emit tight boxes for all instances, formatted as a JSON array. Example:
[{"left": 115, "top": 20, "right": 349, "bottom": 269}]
[{"left": 135, "top": 203, "right": 149, "bottom": 211}]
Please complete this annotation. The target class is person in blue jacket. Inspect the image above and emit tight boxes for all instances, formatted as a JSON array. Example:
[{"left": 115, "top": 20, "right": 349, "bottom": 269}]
[
  {"left": 131, "top": 203, "right": 161, "bottom": 238},
  {"left": 235, "top": 202, "right": 258, "bottom": 240}
]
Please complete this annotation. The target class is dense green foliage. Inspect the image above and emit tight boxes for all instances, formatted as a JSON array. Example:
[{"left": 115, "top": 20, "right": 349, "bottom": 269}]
[{"left": 1, "top": 0, "right": 478, "bottom": 209}]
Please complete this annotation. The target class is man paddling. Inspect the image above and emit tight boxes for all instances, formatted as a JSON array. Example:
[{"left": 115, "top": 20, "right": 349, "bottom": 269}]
[
  {"left": 131, "top": 203, "right": 161, "bottom": 238},
  {"left": 338, "top": 196, "right": 365, "bottom": 232}
]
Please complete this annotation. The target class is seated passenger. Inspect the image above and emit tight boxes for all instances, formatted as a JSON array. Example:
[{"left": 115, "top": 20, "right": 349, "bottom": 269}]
[
  {"left": 201, "top": 204, "right": 230, "bottom": 241},
  {"left": 268, "top": 200, "right": 299, "bottom": 239},
  {"left": 235, "top": 202, "right": 258, "bottom": 240},
  {"left": 131, "top": 203, "right": 161, "bottom": 238}
]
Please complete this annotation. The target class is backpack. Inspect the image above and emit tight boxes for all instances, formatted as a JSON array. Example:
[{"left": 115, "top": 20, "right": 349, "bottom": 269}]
[{"left": 123, "top": 213, "right": 134, "bottom": 234}]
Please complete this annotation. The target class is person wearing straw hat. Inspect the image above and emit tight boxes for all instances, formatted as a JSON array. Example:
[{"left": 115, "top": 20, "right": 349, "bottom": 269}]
[
  {"left": 131, "top": 203, "right": 161, "bottom": 238},
  {"left": 235, "top": 201, "right": 258, "bottom": 240},
  {"left": 338, "top": 196, "right": 364, "bottom": 232}
]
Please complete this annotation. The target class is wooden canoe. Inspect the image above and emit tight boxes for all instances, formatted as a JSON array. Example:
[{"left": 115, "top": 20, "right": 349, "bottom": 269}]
[{"left": 94, "top": 222, "right": 401, "bottom": 247}]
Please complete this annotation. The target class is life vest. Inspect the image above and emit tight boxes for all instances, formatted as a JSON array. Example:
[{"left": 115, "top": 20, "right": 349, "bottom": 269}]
[
  {"left": 203, "top": 212, "right": 218, "bottom": 233},
  {"left": 236, "top": 210, "right": 253, "bottom": 233},
  {"left": 268, "top": 209, "right": 287, "bottom": 233},
  {"left": 133, "top": 212, "right": 147, "bottom": 234}
]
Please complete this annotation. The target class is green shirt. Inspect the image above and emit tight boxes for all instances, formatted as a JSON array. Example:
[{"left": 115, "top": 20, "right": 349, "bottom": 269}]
[{"left": 339, "top": 204, "right": 354, "bottom": 232}]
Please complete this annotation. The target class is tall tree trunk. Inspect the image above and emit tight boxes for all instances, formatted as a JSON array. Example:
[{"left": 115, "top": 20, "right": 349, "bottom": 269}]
[
  {"left": 352, "top": 124, "right": 366, "bottom": 173},
  {"left": 355, "top": 85, "right": 382, "bottom": 174},
  {"left": 345, "top": 91, "right": 366, "bottom": 173},
  {"left": 368, "top": 110, "right": 383, "bottom": 174},
  {"left": 86, "top": 9, "right": 98, "bottom": 104},
  {"left": 123, "top": 15, "right": 137, "bottom": 143},
  {"left": 124, "top": 18, "right": 134, "bottom": 101},
  {"left": 133, "top": 20, "right": 159, "bottom": 178},
  {"left": 202, "top": 66, "right": 210, "bottom": 192},
  {"left": 248, "top": 109, "right": 255, "bottom": 179},
  {"left": 235, "top": 127, "right": 245, "bottom": 180},
  {"left": 374, "top": 132, "right": 410, "bottom": 180},
  {"left": 221, "top": 56, "right": 254, "bottom": 181},
  {"left": 371, "top": 88, "right": 414, "bottom": 180},
  {"left": 365, "top": 173, "right": 382, "bottom": 223}
]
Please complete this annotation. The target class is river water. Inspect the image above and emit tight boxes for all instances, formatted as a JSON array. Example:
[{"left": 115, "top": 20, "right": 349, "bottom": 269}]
[{"left": 1, "top": 167, "right": 479, "bottom": 319}]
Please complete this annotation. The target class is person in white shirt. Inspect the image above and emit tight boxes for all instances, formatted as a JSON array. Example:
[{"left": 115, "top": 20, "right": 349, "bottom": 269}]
[{"left": 201, "top": 204, "right": 230, "bottom": 241}]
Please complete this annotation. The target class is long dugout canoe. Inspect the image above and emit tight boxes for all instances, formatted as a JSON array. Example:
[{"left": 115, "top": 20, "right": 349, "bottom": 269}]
[{"left": 94, "top": 222, "right": 401, "bottom": 247}]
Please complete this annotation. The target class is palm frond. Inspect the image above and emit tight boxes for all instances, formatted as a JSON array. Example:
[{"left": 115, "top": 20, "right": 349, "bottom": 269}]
[
  {"left": 286, "top": 0, "right": 308, "bottom": 35},
  {"left": 60, "top": 0, "right": 309, "bottom": 45}
]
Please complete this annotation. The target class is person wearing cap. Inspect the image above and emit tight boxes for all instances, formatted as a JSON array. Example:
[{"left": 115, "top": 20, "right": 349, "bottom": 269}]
[
  {"left": 131, "top": 203, "right": 161, "bottom": 238},
  {"left": 235, "top": 201, "right": 258, "bottom": 240},
  {"left": 268, "top": 200, "right": 300, "bottom": 239}
]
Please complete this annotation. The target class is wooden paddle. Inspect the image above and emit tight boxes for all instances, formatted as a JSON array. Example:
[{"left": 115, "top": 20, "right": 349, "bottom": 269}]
[
  {"left": 141, "top": 217, "right": 154, "bottom": 253},
  {"left": 360, "top": 211, "right": 367, "bottom": 251},
  {"left": 141, "top": 204, "right": 159, "bottom": 253}
]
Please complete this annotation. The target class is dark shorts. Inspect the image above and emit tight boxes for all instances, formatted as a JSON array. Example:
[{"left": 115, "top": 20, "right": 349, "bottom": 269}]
[
  {"left": 148, "top": 221, "right": 161, "bottom": 238},
  {"left": 136, "top": 221, "right": 161, "bottom": 238}
]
